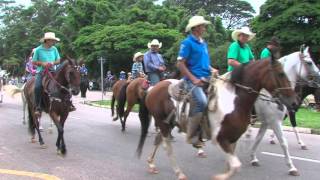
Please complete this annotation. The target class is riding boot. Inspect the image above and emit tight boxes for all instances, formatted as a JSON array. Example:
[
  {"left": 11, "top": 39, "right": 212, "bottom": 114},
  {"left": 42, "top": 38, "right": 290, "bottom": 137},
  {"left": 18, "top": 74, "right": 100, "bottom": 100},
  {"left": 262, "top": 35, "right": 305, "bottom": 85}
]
[
  {"left": 186, "top": 113, "right": 203, "bottom": 147},
  {"left": 200, "top": 114, "right": 212, "bottom": 141}
]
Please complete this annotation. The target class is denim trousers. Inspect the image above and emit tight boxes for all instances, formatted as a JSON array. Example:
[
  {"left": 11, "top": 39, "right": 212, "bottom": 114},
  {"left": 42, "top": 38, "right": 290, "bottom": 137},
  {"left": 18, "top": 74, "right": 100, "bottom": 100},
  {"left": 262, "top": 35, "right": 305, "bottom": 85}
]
[
  {"left": 34, "top": 73, "right": 43, "bottom": 108},
  {"left": 147, "top": 72, "right": 161, "bottom": 86},
  {"left": 184, "top": 80, "right": 208, "bottom": 116}
]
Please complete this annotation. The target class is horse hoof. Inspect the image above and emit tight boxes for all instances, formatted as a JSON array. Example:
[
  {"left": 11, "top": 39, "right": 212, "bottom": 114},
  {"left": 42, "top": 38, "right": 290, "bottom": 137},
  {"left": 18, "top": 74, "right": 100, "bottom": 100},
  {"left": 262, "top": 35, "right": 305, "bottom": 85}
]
[
  {"left": 148, "top": 167, "right": 159, "bottom": 174},
  {"left": 112, "top": 117, "right": 118, "bottom": 121},
  {"left": 212, "top": 174, "right": 228, "bottom": 180},
  {"left": 289, "top": 170, "right": 300, "bottom": 176},
  {"left": 197, "top": 152, "right": 207, "bottom": 158},
  {"left": 270, "top": 140, "right": 276, "bottom": 144},
  {"left": 30, "top": 139, "right": 37, "bottom": 143},
  {"left": 301, "top": 145, "right": 308, "bottom": 150},
  {"left": 40, "top": 144, "right": 47, "bottom": 149},
  {"left": 251, "top": 161, "right": 260, "bottom": 166},
  {"left": 178, "top": 173, "right": 187, "bottom": 180}
]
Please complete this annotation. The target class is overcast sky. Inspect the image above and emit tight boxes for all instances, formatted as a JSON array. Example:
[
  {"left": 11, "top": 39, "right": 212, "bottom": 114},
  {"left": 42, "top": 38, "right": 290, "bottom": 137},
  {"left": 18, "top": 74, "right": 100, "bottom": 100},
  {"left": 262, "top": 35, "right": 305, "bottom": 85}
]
[{"left": 15, "top": 0, "right": 266, "bottom": 15}]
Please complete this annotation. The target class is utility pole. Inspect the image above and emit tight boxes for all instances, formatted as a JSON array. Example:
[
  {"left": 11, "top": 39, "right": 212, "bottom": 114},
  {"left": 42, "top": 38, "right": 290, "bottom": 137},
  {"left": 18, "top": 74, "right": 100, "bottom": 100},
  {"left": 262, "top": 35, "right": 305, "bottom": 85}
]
[{"left": 98, "top": 57, "right": 105, "bottom": 104}]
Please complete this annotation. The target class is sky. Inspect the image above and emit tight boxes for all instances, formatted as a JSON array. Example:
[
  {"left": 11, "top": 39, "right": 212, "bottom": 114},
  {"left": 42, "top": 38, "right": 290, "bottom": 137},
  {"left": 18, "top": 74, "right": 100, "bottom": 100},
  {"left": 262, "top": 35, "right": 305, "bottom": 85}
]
[{"left": 15, "top": 0, "right": 266, "bottom": 15}]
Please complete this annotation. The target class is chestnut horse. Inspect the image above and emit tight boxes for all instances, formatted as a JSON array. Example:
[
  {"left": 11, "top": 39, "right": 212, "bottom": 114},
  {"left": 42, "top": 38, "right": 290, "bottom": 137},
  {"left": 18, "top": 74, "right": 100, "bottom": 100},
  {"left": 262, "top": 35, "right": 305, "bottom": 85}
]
[
  {"left": 111, "top": 79, "right": 127, "bottom": 122},
  {"left": 24, "top": 58, "right": 80, "bottom": 155},
  {"left": 136, "top": 57, "right": 298, "bottom": 180},
  {"left": 115, "top": 77, "right": 149, "bottom": 131}
]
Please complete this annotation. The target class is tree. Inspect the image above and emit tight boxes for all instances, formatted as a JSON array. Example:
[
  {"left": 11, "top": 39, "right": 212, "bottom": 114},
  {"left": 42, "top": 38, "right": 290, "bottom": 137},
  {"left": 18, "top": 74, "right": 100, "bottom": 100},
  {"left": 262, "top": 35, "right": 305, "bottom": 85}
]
[{"left": 251, "top": 0, "right": 320, "bottom": 60}]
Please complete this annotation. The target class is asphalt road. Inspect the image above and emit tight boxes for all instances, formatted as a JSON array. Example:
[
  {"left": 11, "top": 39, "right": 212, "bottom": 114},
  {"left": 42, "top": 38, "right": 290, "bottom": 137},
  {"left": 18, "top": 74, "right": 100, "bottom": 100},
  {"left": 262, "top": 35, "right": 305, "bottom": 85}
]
[{"left": 0, "top": 91, "right": 320, "bottom": 180}]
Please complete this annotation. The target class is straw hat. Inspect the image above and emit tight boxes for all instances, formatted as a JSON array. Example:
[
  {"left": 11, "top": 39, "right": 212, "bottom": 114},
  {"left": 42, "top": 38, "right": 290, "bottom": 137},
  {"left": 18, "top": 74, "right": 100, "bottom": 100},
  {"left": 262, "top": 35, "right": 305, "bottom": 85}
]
[
  {"left": 231, "top": 27, "right": 255, "bottom": 41},
  {"left": 39, "top": 32, "right": 60, "bottom": 42},
  {"left": 147, "top": 39, "right": 162, "bottom": 49},
  {"left": 133, "top": 52, "right": 144, "bottom": 61},
  {"left": 185, "top": 15, "right": 211, "bottom": 32}
]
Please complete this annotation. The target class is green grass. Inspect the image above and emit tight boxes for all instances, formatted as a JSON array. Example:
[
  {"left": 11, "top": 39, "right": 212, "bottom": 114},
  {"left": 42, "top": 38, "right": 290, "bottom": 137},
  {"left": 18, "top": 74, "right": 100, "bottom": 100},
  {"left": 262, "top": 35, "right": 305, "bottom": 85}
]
[
  {"left": 283, "top": 107, "right": 320, "bottom": 130},
  {"left": 91, "top": 100, "right": 320, "bottom": 130},
  {"left": 91, "top": 100, "right": 139, "bottom": 112}
]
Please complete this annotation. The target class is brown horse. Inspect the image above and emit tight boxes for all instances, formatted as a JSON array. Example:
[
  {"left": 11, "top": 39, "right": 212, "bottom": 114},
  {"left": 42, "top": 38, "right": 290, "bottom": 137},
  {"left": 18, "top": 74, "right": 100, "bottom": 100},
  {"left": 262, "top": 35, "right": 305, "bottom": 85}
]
[
  {"left": 116, "top": 77, "right": 149, "bottom": 131},
  {"left": 136, "top": 57, "right": 298, "bottom": 180},
  {"left": 24, "top": 58, "right": 80, "bottom": 155},
  {"left": 111, "top": 79, "right": 127, "bottom": 122}
]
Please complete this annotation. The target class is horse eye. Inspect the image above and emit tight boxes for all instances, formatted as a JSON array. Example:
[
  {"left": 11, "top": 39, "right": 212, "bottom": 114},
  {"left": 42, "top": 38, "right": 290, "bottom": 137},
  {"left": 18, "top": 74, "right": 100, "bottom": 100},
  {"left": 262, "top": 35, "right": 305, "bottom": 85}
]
[
  {"left": 278, "top": 72, "right": 286, "bottom": 77},
  {"left": 305, "top": 61, "right": 312, "bottom": 66}
]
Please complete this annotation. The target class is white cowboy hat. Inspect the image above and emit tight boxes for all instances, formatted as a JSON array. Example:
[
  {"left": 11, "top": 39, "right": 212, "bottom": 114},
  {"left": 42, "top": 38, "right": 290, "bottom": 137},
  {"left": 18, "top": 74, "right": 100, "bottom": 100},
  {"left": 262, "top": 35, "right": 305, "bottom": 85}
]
[
  {"left": 39, "top": 32, "right": 60, "bottom": 42},
  {"left": 133, "top": 52, "right": 144, "bottom": 61},
  {"left": 231, "top": 27, "right": 255, "bottom": 41},
  {"left": 185, "top": 15, "right": 211, "bottom": 32},
  {"left": 147, "top": 39, "right": 162, "bottom": 49}
]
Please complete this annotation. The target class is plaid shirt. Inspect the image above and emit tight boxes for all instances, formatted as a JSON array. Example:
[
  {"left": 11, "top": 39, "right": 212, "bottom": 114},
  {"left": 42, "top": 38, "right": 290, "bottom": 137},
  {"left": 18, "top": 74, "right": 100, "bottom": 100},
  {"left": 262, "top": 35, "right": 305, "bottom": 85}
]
[{"left": 131, "top": 62, "right": 144, "bottom": 78}]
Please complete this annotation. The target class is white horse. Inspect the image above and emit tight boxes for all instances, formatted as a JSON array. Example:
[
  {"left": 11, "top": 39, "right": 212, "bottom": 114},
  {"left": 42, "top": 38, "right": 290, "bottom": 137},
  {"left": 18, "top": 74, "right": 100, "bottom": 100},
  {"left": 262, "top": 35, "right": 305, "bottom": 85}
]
[
  {"left": 249, "top": 45, "right": 320, "bottom": 176},
  {"left": 7, "top": 83, "right": 54, "bottom": 132},
  {"left": 0, "top": 70, "right": 9, "bottom": 103}
]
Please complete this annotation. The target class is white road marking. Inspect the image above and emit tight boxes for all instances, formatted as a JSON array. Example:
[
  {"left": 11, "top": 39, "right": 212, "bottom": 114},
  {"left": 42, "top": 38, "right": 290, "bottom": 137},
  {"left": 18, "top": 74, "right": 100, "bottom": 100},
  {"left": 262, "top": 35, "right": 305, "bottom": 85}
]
[
  {"left": 262, "top": 151, "right": 320, "bottom": 164},
  {"left": 69, "top": 116, "right": 81, "bottom": 120}
]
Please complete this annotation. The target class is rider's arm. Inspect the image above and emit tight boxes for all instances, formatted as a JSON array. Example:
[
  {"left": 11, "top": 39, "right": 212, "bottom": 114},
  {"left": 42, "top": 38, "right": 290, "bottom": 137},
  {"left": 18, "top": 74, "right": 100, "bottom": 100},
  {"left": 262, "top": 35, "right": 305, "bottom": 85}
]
[
  {"left": 227, "top": 42, "right": 241, "bottom": 68},
  {"left": 177, "top": 60, "right": 198, "bottom": 83}
]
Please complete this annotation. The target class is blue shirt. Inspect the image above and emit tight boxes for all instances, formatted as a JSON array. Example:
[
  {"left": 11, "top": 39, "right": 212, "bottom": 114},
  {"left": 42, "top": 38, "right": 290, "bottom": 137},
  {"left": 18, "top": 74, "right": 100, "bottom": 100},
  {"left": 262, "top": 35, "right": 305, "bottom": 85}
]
[
  {"left": 32, "top": 44, "right": 60, "bottom": 72},
  {"left": 131, "top": 62, "right": 144, "bottom": 78},
  {"left": 80, "top": 66, "right": 88, "bottom": 75},
  {"left": 178, "top": 35, "right": 211, "bottom": 79},
  {"left": 143, "top": 50, "right": 165, "bottom": 73}
]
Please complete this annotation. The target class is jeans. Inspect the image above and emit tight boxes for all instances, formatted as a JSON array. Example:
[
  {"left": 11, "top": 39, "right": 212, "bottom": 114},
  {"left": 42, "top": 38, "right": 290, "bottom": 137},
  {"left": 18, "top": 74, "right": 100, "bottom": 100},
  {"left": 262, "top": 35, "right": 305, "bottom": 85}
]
[
  {"left": 147, "top": 72, "right": 161, "bottom": 86},
  {"left": 34, "top": 73, "right": 43, "bottom": 109},
  {"left": 184, "top": 80, "right": 208, "bottom": 116}
]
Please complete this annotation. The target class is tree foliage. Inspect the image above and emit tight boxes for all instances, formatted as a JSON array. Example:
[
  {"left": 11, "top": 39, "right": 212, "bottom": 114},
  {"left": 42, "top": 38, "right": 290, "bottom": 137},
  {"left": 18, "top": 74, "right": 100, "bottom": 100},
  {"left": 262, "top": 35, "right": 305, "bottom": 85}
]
[{"left": 251, "top": 0, "right": 320, "bottom": 60}]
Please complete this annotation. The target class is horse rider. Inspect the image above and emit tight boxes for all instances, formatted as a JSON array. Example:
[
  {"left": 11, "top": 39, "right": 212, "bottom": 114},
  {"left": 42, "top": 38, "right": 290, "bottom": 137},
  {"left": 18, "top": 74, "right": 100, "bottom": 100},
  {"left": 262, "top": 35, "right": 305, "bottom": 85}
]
[
  {"left": 260, "top": 36, "right": 280, "bottom": 59},
  {"left": 227, "top": 26, "right": 256, "bottom": 72},
  {"left": 32, "top": 32, "right": 75, "bottom": 116},
  {"left": 25, "top": 48, "right": 36, "bottom": 82},
  {"left": 131, "top": 52, "right": 145, "bottom": 79},
  {"left": 177, "top": 15, "right": 218, "bottom": 147},
  {"left": 119, "top": 71, "right": 126, "bottom": 80},
  {"left": 144, "top": 39, "right": 166, "bottom": 85},
  {"left": 80, "top": 63, "right": 88, "bottom": 76},
  {"left": 105, "top": 71, "right": 114, "bottom": 91}
]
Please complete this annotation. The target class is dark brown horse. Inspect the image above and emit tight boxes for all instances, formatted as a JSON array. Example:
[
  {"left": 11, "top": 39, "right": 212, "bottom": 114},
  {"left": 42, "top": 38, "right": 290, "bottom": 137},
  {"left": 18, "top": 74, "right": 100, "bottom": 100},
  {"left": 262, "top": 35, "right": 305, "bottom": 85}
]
[
  {"left": 24, "top": 58, "right": 80, "bottom": 155},
  {"left": 80, "top": 74, "right": 89, "bottom": 98},
  {"left": 111, "top": 79, "right": 128, "bottom": 122},
  {"left": 136, "top": 58, "right": 298, "bottom": 180}
]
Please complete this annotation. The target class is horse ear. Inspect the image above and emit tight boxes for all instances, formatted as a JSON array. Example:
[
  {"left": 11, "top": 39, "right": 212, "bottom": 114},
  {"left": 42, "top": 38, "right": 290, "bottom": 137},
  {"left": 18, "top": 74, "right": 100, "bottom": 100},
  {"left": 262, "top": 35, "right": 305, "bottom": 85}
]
[{"left": 300, "top": 44, "right": 306, "bottom": 53}]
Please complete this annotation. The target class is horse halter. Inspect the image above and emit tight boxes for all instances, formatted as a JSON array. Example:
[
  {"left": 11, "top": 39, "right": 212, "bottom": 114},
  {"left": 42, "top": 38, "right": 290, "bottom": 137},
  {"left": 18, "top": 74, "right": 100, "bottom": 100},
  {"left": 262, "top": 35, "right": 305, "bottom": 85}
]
[{"left": 298, "top": 53, "right": 320, "bottom": 88}]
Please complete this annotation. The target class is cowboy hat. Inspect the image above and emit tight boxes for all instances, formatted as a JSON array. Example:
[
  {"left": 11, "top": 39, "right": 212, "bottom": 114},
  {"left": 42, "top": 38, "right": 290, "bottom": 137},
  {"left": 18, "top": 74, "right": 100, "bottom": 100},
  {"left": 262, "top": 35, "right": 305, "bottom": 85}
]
[
  {"left": 185, "top": 15, "right": 211, "bottom": 32},
  {"left": 133, "top": 52, "right": 144, "bottom": 61},
  {"left": 231, "top": 27, "right": 255, "bottom": 41},
  {"left": 147, "top": 39, "right": 162, "bottom": 49},
  {"left": 267, "top": 36, "right": 280, "bottom": 47},
  {"left": 39, "top": 32, "right": 60, "bottom": 42}
]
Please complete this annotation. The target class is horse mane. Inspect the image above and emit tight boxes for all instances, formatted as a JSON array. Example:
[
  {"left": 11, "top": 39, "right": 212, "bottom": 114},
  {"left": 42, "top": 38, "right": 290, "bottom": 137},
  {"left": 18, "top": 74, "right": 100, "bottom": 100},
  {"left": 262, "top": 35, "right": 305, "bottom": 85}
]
[{"left": 230, "top": 65, "right": 245, "bottom": 84}]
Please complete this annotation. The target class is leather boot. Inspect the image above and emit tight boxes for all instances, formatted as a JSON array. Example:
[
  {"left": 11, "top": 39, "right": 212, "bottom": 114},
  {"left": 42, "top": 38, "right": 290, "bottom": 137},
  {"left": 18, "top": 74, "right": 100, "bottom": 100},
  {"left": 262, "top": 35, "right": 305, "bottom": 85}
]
[
  {"left": 186, "top": 113, "right": 202, "bottom": 146},
  {"left": 200, "top": 114, "right": 211, "bottom": 141}
]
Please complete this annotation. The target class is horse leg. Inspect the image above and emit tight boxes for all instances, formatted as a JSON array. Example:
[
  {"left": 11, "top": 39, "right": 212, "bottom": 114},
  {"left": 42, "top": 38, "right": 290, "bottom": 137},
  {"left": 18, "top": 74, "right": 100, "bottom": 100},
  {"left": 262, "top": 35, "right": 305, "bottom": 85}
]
[
  {"left": 147, "top": 133, "right": 162, "bottom": 174},
  {"left": 162, "top": 135, "right": 187, "bottom": 180},
  {"left": 122, "top": 101, "right": 134, "bottom": 131},
  {"left": 214, "top": 136, "right": 241, "bottom": 180},
  {"left": 271, "top": 121, "right": 299, "bottom": 176},
  {"left": 34, "top": 116, "right": 46, "bottom": 147},
  {"left": 250, "top": 122, "right": 268, "bottom": 166},
  {"left": 48, "top": 119, "right": 54, "bottom": 134},
  {"left": 289, "top": 111, "right": 307, "bottom": 149}
]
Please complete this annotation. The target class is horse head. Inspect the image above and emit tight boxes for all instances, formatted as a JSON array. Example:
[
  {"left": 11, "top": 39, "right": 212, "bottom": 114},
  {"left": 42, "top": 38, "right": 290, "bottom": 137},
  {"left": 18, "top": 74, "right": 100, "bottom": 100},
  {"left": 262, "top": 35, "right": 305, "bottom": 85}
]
[
  {"left": 57, "top": 57, "right": 81, "bottom": 95},
  {"left": 299, "top": 45, "right": 320, "bottom": 87},
  {"left": 263, "top": 57, "right": 298, "bottom": 110}
]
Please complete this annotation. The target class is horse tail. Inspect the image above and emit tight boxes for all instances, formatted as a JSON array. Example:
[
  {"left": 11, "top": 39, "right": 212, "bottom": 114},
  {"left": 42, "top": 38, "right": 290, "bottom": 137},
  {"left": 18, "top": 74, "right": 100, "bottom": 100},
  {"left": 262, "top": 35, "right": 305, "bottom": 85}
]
[
  {"left": 27, "top": 106, "right": 35, "bottom": 135},
  {"left": 111, "top": 94, "right": 115, "bottom": 117},
  {"left": 136, "top": 96, "right": 151, "bottom": 158},
  {"left": 118, "top": 83, "right": 128, "bottom": 118},
  {"left": 5, "top": 84, "right": 23, "bottom": 97}
]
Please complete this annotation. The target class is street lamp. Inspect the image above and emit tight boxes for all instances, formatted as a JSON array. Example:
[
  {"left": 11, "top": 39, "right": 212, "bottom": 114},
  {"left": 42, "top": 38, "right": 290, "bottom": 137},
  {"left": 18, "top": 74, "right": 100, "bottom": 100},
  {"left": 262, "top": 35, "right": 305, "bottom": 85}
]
[{"left": 97, "top": 57, "right": 106, "bottom": 104}]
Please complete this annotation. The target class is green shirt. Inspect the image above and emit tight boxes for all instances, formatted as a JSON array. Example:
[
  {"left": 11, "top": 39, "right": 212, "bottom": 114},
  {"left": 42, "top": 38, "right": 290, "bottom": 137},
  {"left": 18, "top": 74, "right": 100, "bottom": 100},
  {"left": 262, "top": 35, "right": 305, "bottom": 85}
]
[
  {"left": 32, "top": 45, "right": 60, "bottom": 72},
  {"left": 227, "top": 41, "right": 254, "bottom": 72},
  {"left": 260, "top": 48, "right": 271, "bottom": 59}
]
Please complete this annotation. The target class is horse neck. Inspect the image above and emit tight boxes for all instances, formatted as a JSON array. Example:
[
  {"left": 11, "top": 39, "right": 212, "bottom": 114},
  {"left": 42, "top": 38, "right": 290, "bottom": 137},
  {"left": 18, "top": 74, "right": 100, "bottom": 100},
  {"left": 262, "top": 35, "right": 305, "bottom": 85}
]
[
  {"left": 280, "top": 52, "right": 302, "bottom": 89},
  {"left": 54, "top": 63, "right": 69, "bottom": 86}
]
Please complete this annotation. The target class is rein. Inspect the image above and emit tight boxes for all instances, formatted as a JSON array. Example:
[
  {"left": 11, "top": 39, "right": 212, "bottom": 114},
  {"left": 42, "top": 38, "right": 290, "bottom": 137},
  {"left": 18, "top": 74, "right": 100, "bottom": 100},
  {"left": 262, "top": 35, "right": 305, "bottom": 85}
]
[{"left": 43, "top": 66, "right": 71, "bottom": 93}]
